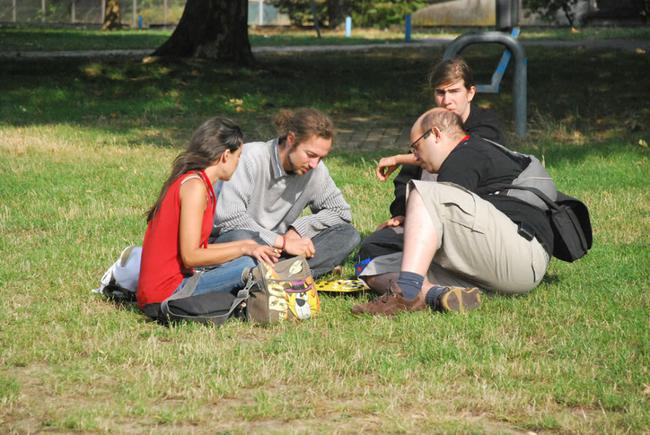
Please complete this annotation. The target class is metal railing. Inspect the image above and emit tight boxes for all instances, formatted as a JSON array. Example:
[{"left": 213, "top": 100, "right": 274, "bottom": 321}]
[{"left": 0, "top": 0, "right": 287, "bottom": 27}]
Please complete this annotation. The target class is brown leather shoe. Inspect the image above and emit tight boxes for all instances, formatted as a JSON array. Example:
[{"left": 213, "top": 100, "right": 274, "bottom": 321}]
[
  {"left": 437, "top": 287, "right": 481, "bottom": 313},
  {"left": 351, "top": 282, "right": 426, "bottom": 316}
]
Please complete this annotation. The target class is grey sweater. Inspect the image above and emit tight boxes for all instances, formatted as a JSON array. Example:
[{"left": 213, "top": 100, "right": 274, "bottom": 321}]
[{"left": 214, "top": 139, "right": 353, "bottom": 245}]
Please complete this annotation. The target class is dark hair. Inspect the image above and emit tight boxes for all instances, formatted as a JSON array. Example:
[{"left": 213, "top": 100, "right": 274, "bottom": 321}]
[
  {"left": 146, "top": 117, "right": 243, "bottom": 222},
  {"left": 273, "top": 108, "right": 334, "bottom": 147},
  {"left": 428, "top": 57, "right": 475, "bottom": 91}
]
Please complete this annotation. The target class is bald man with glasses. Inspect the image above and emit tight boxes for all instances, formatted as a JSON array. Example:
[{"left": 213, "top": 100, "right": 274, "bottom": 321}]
[
  {"left": 356, "top": 57, "right": 504, "bottom": 292},
  {"left": 352, "top": 108, "right": 552, "bottom": 315}
]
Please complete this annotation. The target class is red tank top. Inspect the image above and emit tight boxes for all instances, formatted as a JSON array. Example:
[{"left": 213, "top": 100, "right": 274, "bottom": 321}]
[{"left": 137, "top": 170, "right": 216, "bottom": 308}]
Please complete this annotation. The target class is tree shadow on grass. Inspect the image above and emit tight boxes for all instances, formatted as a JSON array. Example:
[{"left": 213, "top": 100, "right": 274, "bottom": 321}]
[{"left": 1, "top": 46, "right": 648, "bottom": 161}]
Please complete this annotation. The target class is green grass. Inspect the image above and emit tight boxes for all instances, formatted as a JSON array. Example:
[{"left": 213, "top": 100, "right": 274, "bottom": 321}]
[
  {"left": 1, "top": 43, "right": 649, "bottom": 432},
  {"left": 1, "top": 25, "right": 649, "bottom": 52},
  {"left": 0, "top": 27, "right": 171, "bottom": 51},
  {"left": 516, "top": 25, "right": 650, "bottom": 40}
]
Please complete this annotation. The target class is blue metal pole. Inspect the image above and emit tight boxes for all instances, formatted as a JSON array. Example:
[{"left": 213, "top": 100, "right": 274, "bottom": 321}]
[
  {"left": 345, "top": 16, "right": 352, "bottom": 38},
  {"left": 137, "top": 15, "right": 143, "bottom": 30},
  {"left": 405, "top": 14, "right": 412, "bottom": 42}
]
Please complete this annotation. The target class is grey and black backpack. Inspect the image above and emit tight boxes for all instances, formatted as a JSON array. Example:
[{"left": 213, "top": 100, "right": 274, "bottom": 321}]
[{"left": 485, "top": 139, "right": 592, "bottom": 262}]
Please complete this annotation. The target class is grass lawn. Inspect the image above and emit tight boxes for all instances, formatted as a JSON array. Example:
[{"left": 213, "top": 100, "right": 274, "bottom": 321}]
[
  {"left": 1, "top": 38, "right": 649, "bottom": 432},
  {"left": 1, "top": 25, "right": 650, "bottom": 52}
]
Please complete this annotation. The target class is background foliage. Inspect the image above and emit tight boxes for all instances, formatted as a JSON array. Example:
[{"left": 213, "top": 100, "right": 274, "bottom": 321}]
[
  {"left": 523, "top": 0, "right": 581, "bottom": 27},
  {"left": 269, "top": 0, "right": 434, "bottom": 28}
]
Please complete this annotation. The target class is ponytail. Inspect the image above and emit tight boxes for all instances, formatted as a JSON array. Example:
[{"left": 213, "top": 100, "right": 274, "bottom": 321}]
[{"left": 273, "top": 108, "right": 334, "bottom": 146}]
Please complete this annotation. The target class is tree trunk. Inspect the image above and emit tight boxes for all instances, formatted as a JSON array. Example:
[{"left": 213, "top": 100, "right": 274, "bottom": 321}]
[
  {"left": 310, "top": 0, "right": 321, "bottom": 38},
  {"left": 102, "top": 0, "right": 122, "bottom": 30},
  {"left": 561, "top": 2, "right": 575, "bottom": 27},
  {"left": 326, "top": 0, "right": 343, "bottom": 29},
  {"left": 153, "top": 0, "right": 253, "bottom": 65}
]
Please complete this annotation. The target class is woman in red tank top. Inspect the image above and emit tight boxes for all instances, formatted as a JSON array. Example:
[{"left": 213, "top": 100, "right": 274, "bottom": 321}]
[{"left": 137, "top": 117, "right": 280, "bottom": 317}]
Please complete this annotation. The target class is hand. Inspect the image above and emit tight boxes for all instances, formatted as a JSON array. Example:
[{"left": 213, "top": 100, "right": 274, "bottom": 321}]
[
  {"left": 284, "top": 237, "right": 316, "bottom": 258},
  {"left": 245, "top": 242, "right": 281, "bottom": 264},
  {"left": 376, "top": 156, "right": 400, "bottom": 181},
  {"left": 376, "top": 215, "right": 404, "bottom": 230},
  {"left": 283, "top": 228, "right": 301, "bottom": 241}
]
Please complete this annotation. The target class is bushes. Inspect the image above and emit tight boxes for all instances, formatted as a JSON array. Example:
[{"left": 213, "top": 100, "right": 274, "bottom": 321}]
[{"left": 270, "top": 0, "right": 429, "bottom": 29}]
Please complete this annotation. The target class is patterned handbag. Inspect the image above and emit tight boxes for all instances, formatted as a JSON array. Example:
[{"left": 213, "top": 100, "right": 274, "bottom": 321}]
[{"left": 244, "top": 256, "right": 320, "bottom": 323}]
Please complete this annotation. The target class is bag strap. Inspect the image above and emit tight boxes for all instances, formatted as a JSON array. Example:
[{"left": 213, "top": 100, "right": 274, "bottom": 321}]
[{"left": 490, "top": 183, "right": 560, "bottom": 211}]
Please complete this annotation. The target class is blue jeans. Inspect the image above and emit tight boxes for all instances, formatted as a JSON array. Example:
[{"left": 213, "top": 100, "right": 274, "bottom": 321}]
[
  {"left": 211, "top": 223, "right": 360, "bottom": 278},
  {"left": 174, "top": 256, "right": 255, "bottom": 296}
]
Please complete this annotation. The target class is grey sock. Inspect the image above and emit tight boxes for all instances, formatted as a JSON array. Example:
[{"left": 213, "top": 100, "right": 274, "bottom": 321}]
[{"left": 396, "top": 271, "right": 424, "bottom": 300}]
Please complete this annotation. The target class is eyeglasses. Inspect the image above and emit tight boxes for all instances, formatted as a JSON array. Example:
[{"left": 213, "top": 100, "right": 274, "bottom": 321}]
[{"left": 408, "top": 128, "right": 433, "bottom": 152}]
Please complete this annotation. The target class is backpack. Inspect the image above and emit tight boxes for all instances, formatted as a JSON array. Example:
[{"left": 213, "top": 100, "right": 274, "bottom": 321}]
[
  {"left": 158, "top": 272, "right": 249, "bottom": 325},
  {"left": 484, "top": 140, "right": 593, "bottom": 262},
  {"left": 498, "top": 185, "right": 593, "bottom": 262},
  {"left": 244, "top": 256, "right": 320, "bottom": 324}
]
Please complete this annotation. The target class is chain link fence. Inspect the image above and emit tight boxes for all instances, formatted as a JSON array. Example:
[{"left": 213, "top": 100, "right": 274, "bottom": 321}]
[{"left": 0, "top": 0, "right": 288, "bottom": 27}]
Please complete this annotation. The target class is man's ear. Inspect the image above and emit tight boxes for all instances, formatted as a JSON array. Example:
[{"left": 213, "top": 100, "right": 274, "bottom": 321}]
[
  {"left": 286, "top": 131, "right": 296, "bottom": 147},
  {"left": 467, "top": 85, "right": 476, "bottom": 102},
  {"left": 432, "top": 126, "right": 443, "bottom": 141}
]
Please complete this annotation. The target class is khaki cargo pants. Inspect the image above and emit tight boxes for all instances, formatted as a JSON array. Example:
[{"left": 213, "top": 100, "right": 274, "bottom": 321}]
[{"left": 361, "top": 181, "right": 549, "bottom": 294}]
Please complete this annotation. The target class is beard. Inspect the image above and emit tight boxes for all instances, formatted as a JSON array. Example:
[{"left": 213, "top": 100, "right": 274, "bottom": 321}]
[{"left": 287, "top": 152, "right": 309, "bottom": 175}]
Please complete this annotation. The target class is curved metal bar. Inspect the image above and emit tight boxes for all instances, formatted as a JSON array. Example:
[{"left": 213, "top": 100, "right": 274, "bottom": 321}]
[{"left": 443, "top": 32, "right": 527, "bottom": 137}]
